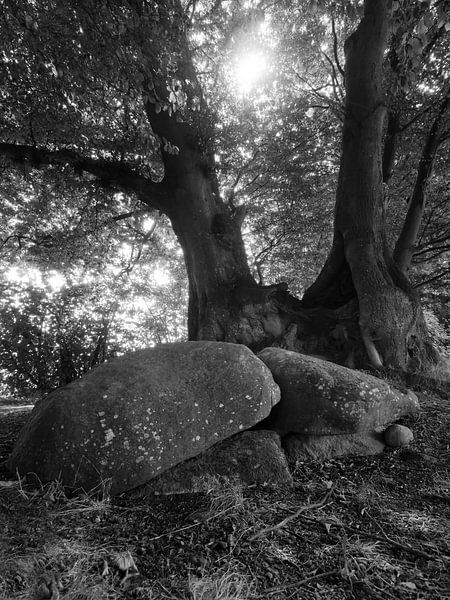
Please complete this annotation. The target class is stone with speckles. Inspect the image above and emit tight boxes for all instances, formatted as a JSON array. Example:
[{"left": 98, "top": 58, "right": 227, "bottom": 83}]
[
  {"left": 258, "top": 348, "right": 419, "bottom": 435},
  {"left": 127, "top": 430, "right": 293, "bottom": 496},
  {"left": 6, "top": 342, "right": 280, "bottom": 495}
]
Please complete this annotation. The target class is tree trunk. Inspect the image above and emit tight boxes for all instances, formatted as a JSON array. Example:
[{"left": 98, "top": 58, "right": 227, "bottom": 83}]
[
  {"left": 302, "top": 0, "right": 434, "bottom": 370},
  {"left": 163, "top": 171, "right": 256, "bottom": 342},
  {"left": 137, "top": 1, "right": 307, "bottom": 350}
]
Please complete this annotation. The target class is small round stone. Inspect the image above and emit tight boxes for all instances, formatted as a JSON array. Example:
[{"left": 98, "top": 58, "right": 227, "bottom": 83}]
[{"left": 384, "top": 424, "right": 414, "bottom": 448}]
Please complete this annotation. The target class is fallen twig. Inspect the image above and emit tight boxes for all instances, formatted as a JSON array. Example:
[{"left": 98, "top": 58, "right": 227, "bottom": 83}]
[
  {"left": 299, "top": 514, "right": 448, "bottom": 563},
  {"left": 260, "top": 569, "right": 340, "bottom": 596},
  {"left": 147, "top": 506, "right": 235, "bottom": 541},
  {"left": 365, "top": 510, "right": 447, "bottom": 563},
  {"left": 249, "top": 486, "right": 334, "bottom": 541}
]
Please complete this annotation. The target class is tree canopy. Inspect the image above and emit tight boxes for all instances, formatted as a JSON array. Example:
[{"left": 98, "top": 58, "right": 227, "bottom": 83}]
[{"left": 1, "top": 0, "right": 449, "bottom": 394}]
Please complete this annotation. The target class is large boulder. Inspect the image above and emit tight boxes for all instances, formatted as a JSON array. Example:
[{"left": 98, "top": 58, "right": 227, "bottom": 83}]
[
  {"left": 258, "top": 348, "right": 419, "bottom": 435},
  {"left": 7, "top": 342, "right": 280, "bottom": 495},
  {"left": 128, "top": 430, "right": 293, "bottom": 496}
]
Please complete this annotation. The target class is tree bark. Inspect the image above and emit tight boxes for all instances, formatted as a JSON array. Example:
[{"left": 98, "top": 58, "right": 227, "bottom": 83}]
[{"left": 382, "top": 110, "right": 400, "bottom": 184}]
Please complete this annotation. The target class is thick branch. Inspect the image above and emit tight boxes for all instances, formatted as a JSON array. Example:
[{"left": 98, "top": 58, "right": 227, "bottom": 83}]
[
  {"left": 393, "top": 92, "right": 450, "bottom": 273},
  {"left": 0, "top": 142, "right": 170, "bottom": 210},
  {"left": 140, "top": 0, "right": 219, "bottom": 192}
]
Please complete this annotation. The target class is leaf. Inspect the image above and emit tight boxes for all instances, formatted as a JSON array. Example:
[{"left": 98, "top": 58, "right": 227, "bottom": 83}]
[
  {"left": 401, "top": 581, "right": 417, "bottom": 591},
  {"left": 113, "top": 550, "right": 137, "bottom": 572},
  {"left": 423, "top": 12, "right": 433, "bottom": 28},
  {"left": 0, "top": 481, "right": 17, "bottom": 488},
  {"left": 101, "top": 559, "right": 109, "bottom": 577},
  {"left": 416, "top": 19, "right": 428, "bottom": 36}
]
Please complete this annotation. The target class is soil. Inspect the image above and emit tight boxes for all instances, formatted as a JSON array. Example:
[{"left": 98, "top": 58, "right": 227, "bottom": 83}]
[{"left": 0, "top": 385, "right": 449, "bottom": 600}]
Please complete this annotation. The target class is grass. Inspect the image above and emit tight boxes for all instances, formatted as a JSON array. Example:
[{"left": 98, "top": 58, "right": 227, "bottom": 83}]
[
  {"left": 0, "top": 388, "right": 449, "bottom": 599},
  {"left": 1, "top": 538, "right": 121, "bottom": 600},
  {"left": 189, "top": 563, "right": 254, "bottom": 600}
]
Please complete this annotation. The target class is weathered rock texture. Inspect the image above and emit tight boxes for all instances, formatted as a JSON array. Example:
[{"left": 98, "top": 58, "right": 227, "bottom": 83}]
[
  {"left": 7, "top": 342, "right": 280, "bottom": 495},
  {"left": 283, "top": 432, "right": 385, "bottom": 462},
  {"left": 384, "top": 424, "right": 414, "bottom": 448},
  {"left": 258, "top": 348, "right": 419, "bottom": 435},
  {"left": 128, "top": 430, "right": 292, "bottom": 496}
]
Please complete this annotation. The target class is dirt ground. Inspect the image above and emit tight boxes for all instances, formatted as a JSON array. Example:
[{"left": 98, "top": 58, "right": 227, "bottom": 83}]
[{"left": 0, "top": 385, "right": 448, "bottom": 600}]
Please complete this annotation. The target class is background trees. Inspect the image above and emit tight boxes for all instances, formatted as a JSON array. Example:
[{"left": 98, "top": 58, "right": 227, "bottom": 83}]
[{"left": 0, "top": 0, "right": 448, "bottom": 395}]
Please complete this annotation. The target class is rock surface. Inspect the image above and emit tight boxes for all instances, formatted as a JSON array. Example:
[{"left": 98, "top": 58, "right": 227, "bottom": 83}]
[
  {"left": 258, "top": 348, "right": 419, "bottom": 435},
  {"left": 384, "top": 424, "right": 414, "bottom": 448},
  {"left": 283, "top": 432, "right": 385, "bottom": 462},
  {"left": 7, "top": 342, "right": 280, "bottom": 495},
  {"left": 128, "top": 430, "right": 292, "bottom": 496}
]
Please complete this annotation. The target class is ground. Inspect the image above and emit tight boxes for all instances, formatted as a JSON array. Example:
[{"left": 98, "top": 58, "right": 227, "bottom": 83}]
[{"left": 0, "top": 384, "right": 448, "bottom": 600}]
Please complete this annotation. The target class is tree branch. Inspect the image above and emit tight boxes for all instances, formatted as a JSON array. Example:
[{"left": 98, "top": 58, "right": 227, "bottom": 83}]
[
  {"left": 414, "top": 270, "right": 449, "bottom": 288},
  {"left": 0, "top": 142, "right": 170, "bottom": 211},
  {"left": 331, "top": 17, "right": 345, "bottom": 78},
  {"left": 393, "top": 91, "right": 450, "bottom": 273}
]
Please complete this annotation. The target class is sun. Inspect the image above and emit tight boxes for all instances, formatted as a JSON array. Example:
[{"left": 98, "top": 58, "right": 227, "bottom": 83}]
[{"left": 235, "top": 51, "right": 268, "bottom": 94}]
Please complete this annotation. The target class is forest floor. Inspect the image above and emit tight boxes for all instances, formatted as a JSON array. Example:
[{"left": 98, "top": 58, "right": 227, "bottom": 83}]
[{"left": 0, "top": 384, "right": 448, "bottom": 600}]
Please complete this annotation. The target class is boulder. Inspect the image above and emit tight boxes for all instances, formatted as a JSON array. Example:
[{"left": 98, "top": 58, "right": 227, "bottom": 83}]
[
  {"left": 258, "top": 348, "right": 419, "bottom": 435},
  {"left": 128, "top": 430, "right": 292, "bottom": 496},
  {"left": 7, "top": 342, "right": 280, "bottom": 495},
  {"left": 384, "top": 424, "right": 414, "bottom": 448},
  {"left": 283, "top": 432, "right": 385, "bottom": 462}
]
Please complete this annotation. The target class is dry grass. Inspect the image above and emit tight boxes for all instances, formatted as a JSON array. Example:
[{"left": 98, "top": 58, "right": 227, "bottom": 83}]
[
  {"left": 204, "top": 475, "right": 245, "bottom": 518},
  {"left": 189, "top": 563, "right": 254, "bottom": 600},
  {"left": 1, "top": 539, "right": 121, "bottom": 600}
]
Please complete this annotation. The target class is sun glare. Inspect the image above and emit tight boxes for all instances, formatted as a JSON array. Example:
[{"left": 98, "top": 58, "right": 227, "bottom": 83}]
[
  {"left": 142, "top": 217, "right": 156, "bottom": 233},
  {"left": 235, "top": 51, "right": 268, "bottom": 94},
  {"left": 152, "top": 267, "right": 171, "bottom": 287},
  {"left": 48, "top": 271, "right": 66, "bottom": 291}
]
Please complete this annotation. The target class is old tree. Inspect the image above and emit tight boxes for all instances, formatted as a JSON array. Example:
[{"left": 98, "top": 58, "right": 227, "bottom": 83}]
[{"left": 1, "top": 0, "right": 449, "bottom": 380}]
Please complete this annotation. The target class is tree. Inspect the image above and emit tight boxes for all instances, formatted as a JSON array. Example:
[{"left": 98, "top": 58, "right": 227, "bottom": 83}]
[
  {"left": 0, "top": 0, "right": 447, "bottom": 376},
  {"left": 302, "top": 0, "right": 445, "bottom": 369}
]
